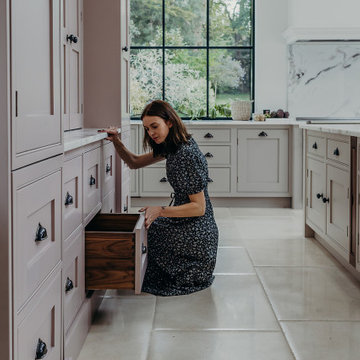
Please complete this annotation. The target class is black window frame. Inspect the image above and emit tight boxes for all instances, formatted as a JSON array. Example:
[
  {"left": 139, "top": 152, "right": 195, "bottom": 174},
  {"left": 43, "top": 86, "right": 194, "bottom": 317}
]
[{"left": 130, "top": 0, "right": 255, "bottom": 120}]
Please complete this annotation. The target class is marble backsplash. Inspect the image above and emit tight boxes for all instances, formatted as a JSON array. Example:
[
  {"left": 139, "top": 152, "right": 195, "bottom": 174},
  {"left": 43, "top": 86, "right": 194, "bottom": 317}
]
[{"left": 288, "top": 42, "right": 360, "bottom": 119}]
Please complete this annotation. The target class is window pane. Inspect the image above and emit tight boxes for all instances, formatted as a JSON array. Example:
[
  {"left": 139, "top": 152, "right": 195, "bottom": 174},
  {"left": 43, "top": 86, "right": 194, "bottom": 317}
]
[
  {"left": 165, "top": 0, "right": 207, "bottom": 46},
  {"left": 130, "top": 0, "right": 162, "bottom": 46},
  {"left": 165, "top": 49, "right": 207, "bottom": 117},
  {"left": 130, "top": 49, "right": 163, "bottom": 116},
  {"left": 210, "top": 0, "right": 252, "bottom": 46},
  {"left": 209, "top": 49, "right": 252, "bottom": 110}
]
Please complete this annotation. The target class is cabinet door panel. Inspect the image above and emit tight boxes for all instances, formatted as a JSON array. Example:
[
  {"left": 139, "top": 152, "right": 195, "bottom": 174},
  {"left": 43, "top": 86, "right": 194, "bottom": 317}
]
[
  {"left": 326, "top": 165, "right": 350, "bottom": 252},
  {"left": 102, "top": 142, "right": 116, "bottom": 198},
  {"left": 12, "top": 0, "right": 62, "bottom": 168},
  {"left": 306, "top": 157, "right": 326, "bottom": 233},
  {"left": 237, "top": 129, "right": 288, "bottom": 192}
]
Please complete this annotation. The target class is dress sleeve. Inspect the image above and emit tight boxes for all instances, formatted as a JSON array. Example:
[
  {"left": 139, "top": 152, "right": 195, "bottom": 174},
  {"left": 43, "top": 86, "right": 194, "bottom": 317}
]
[{"left": 178, "top": 150, "right": 207, "bottom": 196}]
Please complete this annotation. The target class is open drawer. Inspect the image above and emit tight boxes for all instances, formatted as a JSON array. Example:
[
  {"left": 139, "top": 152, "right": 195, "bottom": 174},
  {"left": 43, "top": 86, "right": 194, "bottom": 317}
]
[{"left": 85, "top": 213, "right": 147, "bottom": 294}]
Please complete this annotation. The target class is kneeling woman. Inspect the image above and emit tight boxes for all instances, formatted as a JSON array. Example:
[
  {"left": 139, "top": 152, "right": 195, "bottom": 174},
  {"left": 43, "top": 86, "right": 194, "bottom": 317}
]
[{"left": 103, "top": 100, "right": 218, "bottom": 296}]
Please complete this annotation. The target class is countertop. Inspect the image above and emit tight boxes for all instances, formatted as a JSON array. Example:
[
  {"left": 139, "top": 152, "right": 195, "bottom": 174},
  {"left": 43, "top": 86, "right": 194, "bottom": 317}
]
[
  {"left": 299, "top": 123, "right": 360, "bottom": 137},
  {"left": 131, "top": 118, "right": 299, "bottom": 126},
  {"left": 64, "top": 128, "right": 121, "bottom": 152}
]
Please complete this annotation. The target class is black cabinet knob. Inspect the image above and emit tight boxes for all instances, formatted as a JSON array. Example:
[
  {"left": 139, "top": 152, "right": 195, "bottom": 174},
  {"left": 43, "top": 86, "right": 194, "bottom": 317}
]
[
  {"left": 122, "top": 46, "right": 128, "bottom": 52},
  {"left": 204, "top": 133, "right": 214, "bottom": 138},
  {"left": 66, "top": 34, "right": 78, "bottom": 43},
  {"left": 258, "top": 131, "right": 268, "bottom": 137},
  {"left": 89, "top": 175, "right": 96, "bottom": 186},
  {"left": 207, "top": 178, "right": 214, "bottom": 183},
  {"left": 65, "top": 191, "right": 74, "bottom": 206},
  {"left": 159, "top": 177, "right": 168, "bottom": 183},
  {"left": 312, "top": 142, "right": 318, "bottom": 149},
  {"left": 142, "top": 244, "right": 147, "bottom": 254},
  {"left": 204, "top": 152, "right": 214, "bottom": 158},
  {"left": 106, "top": 163, "right": 111, "bottom": 173},
  {"left": 36, "top": 338, "right": 48, "bottom": 359},
  {"left": 35, "top": 223, "right": 48, "bottom": 242},
  {"left": 322, "top": 197, "right": 330, "bottom": 203},
  {"left": 333, "top": 147, "right": 340, "bottom": 156},
  {"left": 316, "top": 193, "right": 323, "bottom": 199},
  {"left": 65, "top": 277, "right": 74, "bottom": 293}
]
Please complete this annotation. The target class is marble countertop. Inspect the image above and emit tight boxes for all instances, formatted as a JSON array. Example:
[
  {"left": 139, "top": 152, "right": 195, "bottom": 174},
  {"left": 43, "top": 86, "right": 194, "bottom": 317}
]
[
  {"left": 64, "top": 128, "right": 121, "bottom": 152},
  {"left": 131, "top": 118, "right": 299, "bottom": 126},
  {"left": 299, "top": 123, "right": 360, "bottom": 137}
]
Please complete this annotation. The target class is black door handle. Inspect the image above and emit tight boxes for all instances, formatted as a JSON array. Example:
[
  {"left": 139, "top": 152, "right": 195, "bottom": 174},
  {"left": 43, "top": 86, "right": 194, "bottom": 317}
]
[
  {"left": 65, "top": 191, "right": 74, "bottom": 206},
  {"left": 90, "top": 175, "right": 96, "bottom": 186},
  {"left": 312, "top": 142, "right": 318, "bottom": 149},
  {"left": 35, "top": 338, "right": 48, "bottom": 359},
  {"left": 204, "top": 133, "right": 214, "bottom": 138},
  {"left": 258, "top": 131, "right": 268, "bottom": 137},
  {"left": 322, "top": 197, "right": 330, "bottom": 203},
  {"left": 66, "top": 34, "right": 78, "bottom": 43},
  {"left": 122, "top": 46, "right": 128, "bottom": 52},
  {"left": 35, "top": 223, "right": 48, "bottom": 242},
  {"left": 159, "top": 177, "right": 168, "bottom": 183},
  {"left": 207, "top": 178, "right": 214, "bottom": 183},
  {"left": 106, "top": 163, "right": 111, "bottom": 173},
  {"left": 65, "top": 277, "right": 74, "bottom": 293},
  {"left": 204, "top": 152, "right": 214, "bottom": 158},
  {"left": 333, "top": 147, "right": 340, "bottom": 156},
  {"left": 316, "top": 193, "right": 323, "bottom": 199}
]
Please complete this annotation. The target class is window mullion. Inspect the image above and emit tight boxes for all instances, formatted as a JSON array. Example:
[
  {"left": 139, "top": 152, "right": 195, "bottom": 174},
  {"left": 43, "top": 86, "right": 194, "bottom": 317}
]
[
  {"left": 162, "top": 0, "right": 165, "bottom": 101},
  {"left": 206, "top": 0, "right": 210, "bottom": 119}
]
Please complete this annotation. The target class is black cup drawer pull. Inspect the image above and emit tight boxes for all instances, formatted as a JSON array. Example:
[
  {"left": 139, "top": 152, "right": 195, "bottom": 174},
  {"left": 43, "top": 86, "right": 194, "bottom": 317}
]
[
  {"left": 258, "top": 131, "right": 268, "bottom": 137},
  {"left": 159, "top": 177, "right": 168, "bottom": 183},
  {"left": 89, "top": 175, "right": 96, "bottom": 186},
  {"left": 65, "top": 191, "right": 74, "bottom": 206},
  {"left": 204, "top": 152, "right": 214, "bottom": 158},
  {"left": 322, "top": 197, "right": 330, "bottom": 203},
  {"left": 312, "top": 142, "right": 318, "bottom": 149},
  {"left": 106, "top": 163, "right": 111, "bottom": 173},
  {"left": 333, "top": 147, "right": 340, "bottom": 156},
  {"left": 65, "top": 277, "right": 74, "bottom": 293},
  {"left": 142, "top": 244, "right": 147, "bottom": 254},
  {"left": 204, "top": 133, "right": 214, "bottom": 138},
  {"left": 316, "top": 193, "right": 323, "bottom": 199},
  {"left": 35, "top": 338, "right": 48, "bottom": 359},
  {"left": 207, "top": 178, "right": 214, "bottom": 183},
  {"left": 35, "top": 223, "right": 48, "bottom": 242}
]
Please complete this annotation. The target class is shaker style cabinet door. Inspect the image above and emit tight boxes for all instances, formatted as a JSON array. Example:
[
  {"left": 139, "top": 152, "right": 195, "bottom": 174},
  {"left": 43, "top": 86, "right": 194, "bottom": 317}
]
[
  {"left": 11, "top": 0, "right": 62, "bottom": 170},
  {"left": 62, "top": 0, "right": 83, "bottom": 130}
]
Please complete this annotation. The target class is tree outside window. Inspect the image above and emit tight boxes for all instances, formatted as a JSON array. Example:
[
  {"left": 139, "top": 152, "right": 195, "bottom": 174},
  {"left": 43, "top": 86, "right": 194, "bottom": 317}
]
[{"left": 130, "top": 0, "right": 254, "bottom": 119}]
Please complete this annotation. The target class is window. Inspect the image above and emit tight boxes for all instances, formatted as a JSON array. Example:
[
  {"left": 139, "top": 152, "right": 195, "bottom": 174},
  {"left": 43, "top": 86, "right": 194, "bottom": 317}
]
[{"left": 130, "top": 0, "right": 254, "bottom": 119}]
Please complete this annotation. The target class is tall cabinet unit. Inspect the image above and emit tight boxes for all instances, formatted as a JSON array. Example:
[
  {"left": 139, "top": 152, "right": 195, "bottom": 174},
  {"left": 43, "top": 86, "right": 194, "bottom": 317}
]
[{"left": 83, "top": 0, "right": 131, "bottom": 213}]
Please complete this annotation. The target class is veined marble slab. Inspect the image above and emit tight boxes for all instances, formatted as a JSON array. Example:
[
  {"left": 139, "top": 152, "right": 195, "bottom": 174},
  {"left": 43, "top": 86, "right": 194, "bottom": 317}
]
[
  {"left": 288, "top": 42, "right": 360, "bottom": 118},
  {"left": 299, "top": 123, "right": 360, "bottom": 137},
  {"left": 64, "top": 128, "right": 121, "bottom": 152}
]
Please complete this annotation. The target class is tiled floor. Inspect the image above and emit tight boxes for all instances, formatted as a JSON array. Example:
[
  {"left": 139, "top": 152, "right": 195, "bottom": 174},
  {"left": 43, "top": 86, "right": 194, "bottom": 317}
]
[{"left": 78, "top": 208, "right": 360, "bottom": 360}]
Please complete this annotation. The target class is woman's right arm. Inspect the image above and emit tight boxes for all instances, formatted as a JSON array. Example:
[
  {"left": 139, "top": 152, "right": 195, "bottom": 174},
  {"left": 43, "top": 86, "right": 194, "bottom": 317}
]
[{"left": 99, "top": 127, "right": 164, "bottom": 169}]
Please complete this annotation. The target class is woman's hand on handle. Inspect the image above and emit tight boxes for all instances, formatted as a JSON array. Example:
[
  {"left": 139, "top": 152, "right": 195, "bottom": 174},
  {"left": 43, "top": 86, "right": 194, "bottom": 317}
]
[{"left": 139, "top": 206, "right": 163, "bottom": 229}]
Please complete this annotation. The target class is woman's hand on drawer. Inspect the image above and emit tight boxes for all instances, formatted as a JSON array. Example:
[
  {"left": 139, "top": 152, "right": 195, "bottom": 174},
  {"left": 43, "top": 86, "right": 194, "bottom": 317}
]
[
  {"left": 98, "top": 126, "right": 119, "bottom": 142},
  {"left": 139, "top": 206, "right": 163, "bottom": 229}
]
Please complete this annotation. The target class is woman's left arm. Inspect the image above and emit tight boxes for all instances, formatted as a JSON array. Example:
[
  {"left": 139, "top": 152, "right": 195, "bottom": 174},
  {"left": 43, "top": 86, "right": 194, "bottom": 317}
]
[{"left": 140, "top": 191, "right": 206, "bottom": 229}]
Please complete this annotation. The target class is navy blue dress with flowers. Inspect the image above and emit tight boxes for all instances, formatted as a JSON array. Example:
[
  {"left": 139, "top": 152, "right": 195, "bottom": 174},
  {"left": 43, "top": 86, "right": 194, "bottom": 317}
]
[{"left": 141, "top": 137, "right": 218, "bottom": 296}]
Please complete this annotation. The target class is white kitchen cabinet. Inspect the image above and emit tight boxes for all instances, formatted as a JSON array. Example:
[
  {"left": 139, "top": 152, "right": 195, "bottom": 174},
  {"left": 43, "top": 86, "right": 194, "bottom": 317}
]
[
  {"left": 102, "top": 141, "right": 116, "bottom": 199},
  {"left": 306, "top": 157, "right": 326, "bottom": 233},
  {"left": 11, "top": 0, "right": 63, "bottom": 169},
  {"left": 326, "top": 164, "right": 350, "bottom": 252},
  {"left": 62, "top": 0, "right": 84, "bottom": 130},
  {"left": 237, "top": 128, "right": 289, "bottom": 193},
  {"left": 357, "top": 140, "right": 360, "bottom": 271}
]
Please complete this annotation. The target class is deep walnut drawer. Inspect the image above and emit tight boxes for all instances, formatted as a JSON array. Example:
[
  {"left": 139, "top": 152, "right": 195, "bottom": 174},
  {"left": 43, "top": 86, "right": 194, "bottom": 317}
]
[
  {"left": 190, "top": 128, "right": 231, "bottom": 143},
  {"left": 85, "top": 213, "right": 147, "bottom": 294},
  {"left": 307, "top": 134, "right": 326, "bottom": 158},
  {"left": 327, "top": 137, "right": 350, "bottom": 166}
]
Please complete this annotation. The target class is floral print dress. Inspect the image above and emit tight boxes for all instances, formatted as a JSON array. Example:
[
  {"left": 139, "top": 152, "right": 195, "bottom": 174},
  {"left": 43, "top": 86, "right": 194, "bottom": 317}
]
[{"left": 141, "top": 137, "right": 219, "bottom": 296}]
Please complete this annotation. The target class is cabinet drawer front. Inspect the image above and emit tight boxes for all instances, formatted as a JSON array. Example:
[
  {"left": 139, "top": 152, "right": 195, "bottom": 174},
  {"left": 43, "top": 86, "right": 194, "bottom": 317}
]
[
  {"left": 190, "top": 128, "right": 231, "bottom": 143},
  {"left": 101, "top": 190, "right": 116, "bottom": 214},
  {"left": 199, "top": 145, "right": 231, "bottom": 165},
  {"left": 13, "top": 170, "right": 61, "bottom": 311},
  {"left": 63, "top": 155, "right": 83, "bottom": 242},
  {"left": 83, "top": 147, "right": 101, "bottom": 223},
  {"left": 85, "top": 213, "right": 147, "bottom": 293},
  {"left": 307, "top": 134, "right": 326, "bottom": 158},
  {"left": 102, "top": 142, "right": 116, "bottom": 198},
  {"left": 327, "top": 138, "right": 350, "bottom": 166},
  {"left": 141, "top": 168, "right": 172, "bottom": 194},
  {"left": 207, "top": 168, "right": 231, "bottom": 193},
  {"left": 63, "top": 228, "right": 85, "bottom": 333},
  {"left": 15, "top": 268, "right": 61, "bottom": 360}
]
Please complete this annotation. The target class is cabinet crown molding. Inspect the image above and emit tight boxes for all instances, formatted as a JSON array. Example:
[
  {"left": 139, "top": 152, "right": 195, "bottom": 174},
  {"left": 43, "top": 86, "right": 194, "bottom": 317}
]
[{"left": 282, "top": 27, "right": 360, "bottom": 44}]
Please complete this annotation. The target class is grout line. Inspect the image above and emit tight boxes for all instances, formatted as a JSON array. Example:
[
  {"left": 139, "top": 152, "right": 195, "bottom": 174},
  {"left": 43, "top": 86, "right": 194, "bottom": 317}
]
[{"left": 144, "top": 296, "right": 157, "bottom": 360}]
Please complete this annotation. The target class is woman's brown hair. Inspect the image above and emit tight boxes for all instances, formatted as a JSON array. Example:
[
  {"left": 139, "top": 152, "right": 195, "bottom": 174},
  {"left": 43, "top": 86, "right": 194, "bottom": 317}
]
[{"left": 141, "top": 100, "right": 191, "bottom": 157}]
